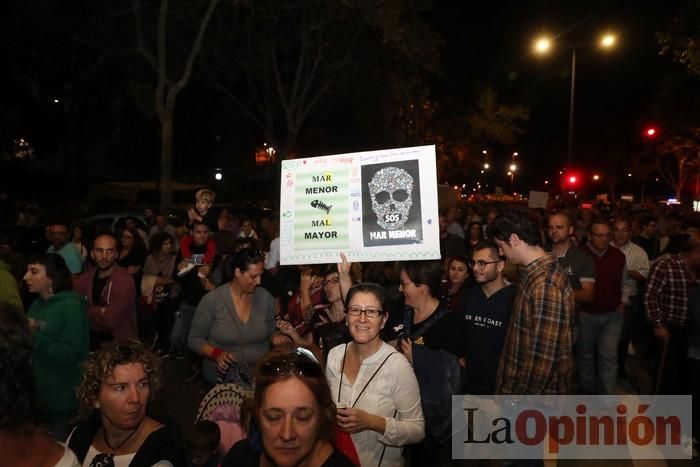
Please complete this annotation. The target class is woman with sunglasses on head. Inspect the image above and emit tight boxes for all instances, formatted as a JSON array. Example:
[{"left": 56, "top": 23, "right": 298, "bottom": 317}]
[
  {"left": 68, "top": 340, "right": 186, "bottom": 466},
  {"left": 189, "top": 247, "right": 276, "bottom": 386},
  {"left": 325, "top": 283, "right": 424, "bottom": 467},
  {"left": 223, "top": 347, "right": 356, "bottom": 467},
  {"left": 398, "top": 261, "right": 463, "bottom": 467},
  {"left": 24, "top": 253, "right": 89, "bottom": 441}
]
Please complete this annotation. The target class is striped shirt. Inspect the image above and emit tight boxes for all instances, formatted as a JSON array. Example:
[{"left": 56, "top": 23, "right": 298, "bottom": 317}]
[
  {"left": 496, "top": 254, "right": 574, "bottom": 395},
  {"left": 645, "top": 254, "right": 697, "bottom": 327},
  {"left": 612, "top": 240, "right": 650, "bottom": 298}
]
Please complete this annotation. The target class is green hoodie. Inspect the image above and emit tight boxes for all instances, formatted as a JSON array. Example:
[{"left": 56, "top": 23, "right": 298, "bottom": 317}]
[
  {"left": 0, "top": 260, "right": 22, "bottom": 312},
  {"left": 28, "top": 290, "right": 89, "bottom": 422}
]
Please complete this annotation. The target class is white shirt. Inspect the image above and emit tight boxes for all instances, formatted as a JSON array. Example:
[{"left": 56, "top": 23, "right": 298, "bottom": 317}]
[
  {"left": 81, "top": 446, "right": 174, "bottom": 467},
  {"left": 326, "top": 342, "right": 425, "bottom": 467},
  {"left": 55, "top": 443, "right": 80, "bottom": 467},
  {"left": 612, "top": 241, "right": 650, "bottom": 297},
  {"left": 265, "top": 237, "right": 280, "bottom": 270}
]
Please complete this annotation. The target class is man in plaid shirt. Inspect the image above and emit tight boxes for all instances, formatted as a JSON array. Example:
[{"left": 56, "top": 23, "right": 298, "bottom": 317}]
[
  {"left": 488, "top": 210, "right": 574, "bottom": 395},
  {"left": 644, "top": 235, "right": 700, "bottom": 394}
]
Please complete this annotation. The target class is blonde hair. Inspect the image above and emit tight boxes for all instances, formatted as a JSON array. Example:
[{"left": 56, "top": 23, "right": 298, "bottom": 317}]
[{"left": 195, "top": 189, "right": 216, "bottom": 203}]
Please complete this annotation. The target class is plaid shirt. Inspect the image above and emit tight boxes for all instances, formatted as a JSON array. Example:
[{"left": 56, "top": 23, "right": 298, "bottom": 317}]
[
  {"left": 496, "top": 254, "right": 574, "bottom": 395},
  {"left": 645, "top": 254, "right": 697, "bottom": 327}
]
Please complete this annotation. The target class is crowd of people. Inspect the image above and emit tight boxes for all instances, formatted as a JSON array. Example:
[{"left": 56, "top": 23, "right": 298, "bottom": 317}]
[{"left": 1, "top": 189, "right": 700, "bottom": 465}]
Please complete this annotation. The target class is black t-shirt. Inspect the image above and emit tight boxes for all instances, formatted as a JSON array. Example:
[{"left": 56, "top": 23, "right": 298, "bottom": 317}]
[
  {"left": 460, "top": 284, "right": 515, "bottom": 394},
  {"left": 420, "top": 305, "right": 463, "bottom": 353},
  {"left": 222, "top": 440, "right": 355, "bottom": 467},
  {"left": 174, "top": 243, "right": 216, "bottom": 306},
  {"left": 117, "top": 249, "right": 147, "bottom": 292},
  {"left": 92, "top": 275, "right": 109, "bottom": 306},
  {"left": 199, "top": 209, "right": 219, "bottom": 233}
]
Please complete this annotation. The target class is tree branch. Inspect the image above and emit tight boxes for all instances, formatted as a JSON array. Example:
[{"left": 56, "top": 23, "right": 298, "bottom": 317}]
[
  {"left": 174, "top": 0, "right": 221, "bottom": 92},
  {"left": 132, "top": 0, "right": 157, "bottom": 70}
]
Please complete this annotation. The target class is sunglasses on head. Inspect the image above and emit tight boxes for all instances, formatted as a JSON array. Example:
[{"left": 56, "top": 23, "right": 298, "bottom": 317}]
[{"left": 259, "top": 347, "right": 322, "bottom": 378}]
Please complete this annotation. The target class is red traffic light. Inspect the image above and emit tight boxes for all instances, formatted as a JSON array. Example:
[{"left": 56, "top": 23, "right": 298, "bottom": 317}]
[
  {"left": 568, "top": 176, "right": 577, "bottom": 184},
  {"left": 644, "top": 127, "right": 658, "bottom": 138}
]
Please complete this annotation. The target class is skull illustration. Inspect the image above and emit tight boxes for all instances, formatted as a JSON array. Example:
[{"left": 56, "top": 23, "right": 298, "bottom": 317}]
[{"left": 368, "top": 167, "right": 413, "bottom": 230}]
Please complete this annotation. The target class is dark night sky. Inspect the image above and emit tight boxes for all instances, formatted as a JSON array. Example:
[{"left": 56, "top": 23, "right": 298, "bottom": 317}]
[
  {"left": 1, "top": 0, "right": 696, "bottom": 200},
  {"left": 430, "top": 0, "right": 686, "bottom": 190}
]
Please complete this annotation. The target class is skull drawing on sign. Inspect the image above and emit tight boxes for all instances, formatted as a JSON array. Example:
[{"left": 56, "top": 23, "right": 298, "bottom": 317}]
[{"left": 368, "top": 166, "right": 414, "bottom": 230}]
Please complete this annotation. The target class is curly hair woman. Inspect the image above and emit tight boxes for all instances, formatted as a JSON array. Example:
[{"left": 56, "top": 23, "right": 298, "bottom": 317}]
[{"left": 68, "top": 340, "right": 186, "bottom": 466}]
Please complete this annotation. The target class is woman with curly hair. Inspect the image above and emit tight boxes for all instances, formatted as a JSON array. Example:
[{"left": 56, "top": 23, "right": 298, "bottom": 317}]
[{"left": 68, "top": 340, "right": 186, "bottom": 466}]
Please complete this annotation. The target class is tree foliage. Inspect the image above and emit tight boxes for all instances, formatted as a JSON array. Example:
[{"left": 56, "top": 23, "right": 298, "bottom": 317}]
[
  {"left": 652, "top": 128, "right": 700, "bottom": 201},
  {"left": 658, "top": 1, "right": 700, "bottom": 76},
  {"left": 207, "top": 0, "right": 440, "bottom": 160}
]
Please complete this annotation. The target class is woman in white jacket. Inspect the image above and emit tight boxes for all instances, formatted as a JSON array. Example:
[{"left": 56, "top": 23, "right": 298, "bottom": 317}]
[{"left": 326, "top": 282, "right": 424, "bottom": 467}]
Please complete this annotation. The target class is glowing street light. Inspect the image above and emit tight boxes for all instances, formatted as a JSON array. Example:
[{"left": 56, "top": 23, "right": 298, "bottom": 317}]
[
  {"left": 600, "top": 33, "right": 617, "bottom": 49},
  {"left": 593, "top": 174, "right": 600, "bottom": 181},
  {"left": 533, "top": 36, "right": 552, "bottom": 54},
  {"left": 533, "top": 32, "right": 618, "bottom": 168},
  {"left": 483, "top": 163, "right": 490, "bottom": 169},
  {"left": 509, "top": 164, "right": 517, "bottom": 172}
]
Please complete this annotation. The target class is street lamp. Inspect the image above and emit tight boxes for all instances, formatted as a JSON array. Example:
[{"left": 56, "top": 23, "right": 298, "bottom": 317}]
[
  {"left": 533, "top": 32, "right": 618, "bottom": 169},
  {"left": 508, "top": 164, "right": 517, "bottom": 191}
]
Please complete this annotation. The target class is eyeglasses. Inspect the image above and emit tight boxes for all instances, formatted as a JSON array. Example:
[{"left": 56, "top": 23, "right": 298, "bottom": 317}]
[
  {"left": 346, "top": 306, "right": 384, "bottom": 318},
  {"left": 322, "top": 277, "right": 340, "bottom": 287},
  {"left": 259, "top": 348, "right": 322, "bottom": 378},
  {"left": 467, "top": 259, "right": 501, "bottom": 268}
]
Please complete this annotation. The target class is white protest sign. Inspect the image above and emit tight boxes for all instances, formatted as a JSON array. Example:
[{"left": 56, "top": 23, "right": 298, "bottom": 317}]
[{"left": 279, "top": 145, "right": 440, "bottom": 265}]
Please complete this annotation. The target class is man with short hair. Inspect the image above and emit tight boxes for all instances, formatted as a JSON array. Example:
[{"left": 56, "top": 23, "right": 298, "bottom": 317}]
[
  {"left": 46, "top": 221, "right": 82, "bottom": 275},
  {"left": 439, "top": 213, "right": 467, "bottom": 259},
  {"left": 172, "top": 221, "right": 215, "bottom": 360},
  {"left": 633, "top": 215, "right": 661, "bottom": 261},
  {"left": 74, "top": 233, "right": 137, "bottom": 350},
  {"left": 488, "top": 210, "right": 574, "bottom": 395},
  {"left": 645, "top": 235, "right": 700, "bottom": 394},
  {"left": 446, "top": 207, "right": 465, "bottom": 239},
  {"left": 461, "top": 241, "right": 515, "bottom": 394},
  {"left": 548, "top": 212, "right": 595, "bottom": 310},
  {"left": 578, "top": 220, "right": 628, "bottom": 395},
  {"left": 611, "top": 218, "right": 650, "bottom": 377}
]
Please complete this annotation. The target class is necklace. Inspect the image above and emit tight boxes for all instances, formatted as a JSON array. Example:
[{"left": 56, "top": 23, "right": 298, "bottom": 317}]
[
  {"left": 103, "top": 423, "right": 140, "bottom": 453},
  {"left": 89, "top": 424, "right": 140, "bottom": 467}
]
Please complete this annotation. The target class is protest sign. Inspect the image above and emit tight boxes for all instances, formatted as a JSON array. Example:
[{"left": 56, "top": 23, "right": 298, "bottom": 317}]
[{"left": 279, "top": 145, "right": 440, "bottom": 265}]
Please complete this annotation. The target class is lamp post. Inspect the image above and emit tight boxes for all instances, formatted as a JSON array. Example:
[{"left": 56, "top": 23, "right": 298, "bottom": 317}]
[{"left": 533, "top": 33, "right": 617, "bottom": 169}]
